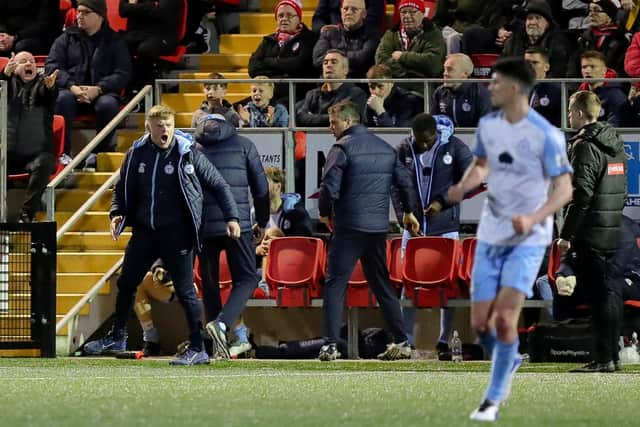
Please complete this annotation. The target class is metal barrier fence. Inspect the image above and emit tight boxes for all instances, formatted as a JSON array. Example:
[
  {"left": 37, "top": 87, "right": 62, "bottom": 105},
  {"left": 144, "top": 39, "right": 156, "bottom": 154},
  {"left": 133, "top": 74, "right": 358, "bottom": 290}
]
[{"left": 0, "top": 222, "right": 56, "bottom": 357}]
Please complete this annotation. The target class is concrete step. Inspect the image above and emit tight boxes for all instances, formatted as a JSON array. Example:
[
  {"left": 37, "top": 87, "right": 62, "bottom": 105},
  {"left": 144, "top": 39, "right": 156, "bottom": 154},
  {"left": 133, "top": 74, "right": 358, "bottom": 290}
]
[
  {"left": 178, "top": 71, "right": 251, "bottom": 93},
  {"left": 35, "top": 211, "right": 111, "bottom": 232},
  {"left": 73, "top": 172, "right": 114, "bottom": 189},
  {"left": 219, "top": 34, "right": 263, "bottom": 54},
  {"left": 56, "top": 315, "right": 68, "bottom": 336},
  {"left": 54, "top": 189, "right": 112, "bottom": 211},
  {"left": 240, "top": 12, "right": 313, "bottom": 34},
  {"left": 57, "top": 273, "right": 111, "bottom": 294},
  {"left": 98, "top": 152, "right": 126, "bottom": 172},
  {"left": 162, "top": 93, "right": 247, "bottom": 112},
  {"left": 58, "top": 232, "right": 130, "bottom": 251},
  {"left": 57, "top": 294, "right": 90, "bottom": 316},
  {"left": 127, "top": 113, "right": 195, "bottom": 129},
  {"left": 198, "top": 53, "right": 251, "bottom": 71},
  {"left": 57, "top": 251, "right": 122, "bottom": 273}
]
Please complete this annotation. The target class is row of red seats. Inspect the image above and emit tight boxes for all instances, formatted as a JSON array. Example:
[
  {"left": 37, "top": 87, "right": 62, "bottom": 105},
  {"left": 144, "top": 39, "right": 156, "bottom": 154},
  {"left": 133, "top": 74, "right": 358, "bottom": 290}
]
[{"left": 193, "top": 236, "right": 478, "bottom": 309}]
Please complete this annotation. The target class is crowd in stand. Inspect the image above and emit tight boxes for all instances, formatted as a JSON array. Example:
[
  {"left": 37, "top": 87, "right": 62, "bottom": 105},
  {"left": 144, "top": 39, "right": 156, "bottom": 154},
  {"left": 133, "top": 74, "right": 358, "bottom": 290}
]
[{"left": 2, "top": 0, "right": 640, "bottom": 370}]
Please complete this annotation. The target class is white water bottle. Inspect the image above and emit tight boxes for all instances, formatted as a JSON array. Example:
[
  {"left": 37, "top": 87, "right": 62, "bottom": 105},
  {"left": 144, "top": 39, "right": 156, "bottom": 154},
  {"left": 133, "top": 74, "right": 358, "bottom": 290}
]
[{"left": 450, "top": 330, "right": 463, "bottom": 363}]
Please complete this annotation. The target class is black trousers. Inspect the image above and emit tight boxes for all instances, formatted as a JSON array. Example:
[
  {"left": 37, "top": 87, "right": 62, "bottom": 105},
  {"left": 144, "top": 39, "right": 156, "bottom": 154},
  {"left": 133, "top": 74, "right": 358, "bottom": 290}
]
[
  {"left": 124, "top": 31, "right": 177, "bottom": 92},
  {"left": 573, "top": 244, "right": 623, "bottom": 364},
  {"left": 323, "top": 229, "right": 406, "bottom": 344},
  {"left": 8, "top": 152, "right": 55, "bottom": 218},
  {"left": 200, "top": 231, "right": 257, "bottom": 327},
  {"left": 113, "top": 227, "right": 204, "bottom": 350}
]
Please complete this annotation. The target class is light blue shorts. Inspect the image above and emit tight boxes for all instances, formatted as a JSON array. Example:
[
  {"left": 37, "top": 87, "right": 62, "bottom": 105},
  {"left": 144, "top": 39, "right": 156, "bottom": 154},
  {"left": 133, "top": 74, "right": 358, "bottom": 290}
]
[{"left": 471, "top": 241, "right": 546, "bottom": 302}]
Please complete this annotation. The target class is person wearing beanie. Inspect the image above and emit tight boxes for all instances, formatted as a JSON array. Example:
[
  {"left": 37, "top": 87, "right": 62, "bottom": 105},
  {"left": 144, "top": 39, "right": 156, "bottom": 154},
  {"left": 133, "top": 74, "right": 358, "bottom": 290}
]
[
  {"left": 375, "top": 0, "right": 446, "bottom": 96},
  {"left": 119, "top": 0, "right": 182, "bottom": 93},
  {"left": 501, "top": 0, "right": 572, "bottom": 77},
  {"left": 45, "top": 0, "right": 131, "bottom": 169},
  {"left": 0, "top": 0, "right": 60, "bottom": 56},
  {"left": 248, "top": 0, "right": 317, "bottom": 104},
  {"left": 312, "top": 0, "right": 386, "bottom": 34},
  {"left": 195, "top": 113, "right": 270, "bottom": 361},
  {"left": 572, "top": 0, "right": 628, "bottom": 76}
]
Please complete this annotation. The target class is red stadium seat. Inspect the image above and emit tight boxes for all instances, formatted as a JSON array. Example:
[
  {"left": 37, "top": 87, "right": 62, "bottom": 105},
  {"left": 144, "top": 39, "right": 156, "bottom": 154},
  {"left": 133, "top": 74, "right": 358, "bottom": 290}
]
[
  {"left": 458, "top": 237, "right": 477, "bottom": 297},
  {"left": 8, "top": 115, "right": 66, "bottom": 182},
  {"left": 347, "top": 259, "right": 377, "bottom": 307},
  {"left": 0, "top": 56, "right": 8, "bottom": 71},
  {"left": 547, "top": 239, "right": 562, "bottom": 287},
  {"left": 106, "top": 0, "right": 128, "bottom": 32},
  {"left": 470, "top": 54, "right": 499, "bottom": 79},
  {"left": 265, "top": 237, "right": 324, "bottom": 307},
  {"left": 218, "top": 250, "right": 233, "bottom": 305},
  {"left": 158, "top": 0, "right": 188, "bottom": 64},
  {"left": 387, "top": 237, "right": 404, "bottom": 290},
  {"left": 403, "top": 237, "right": 461, "bottom": 307}
]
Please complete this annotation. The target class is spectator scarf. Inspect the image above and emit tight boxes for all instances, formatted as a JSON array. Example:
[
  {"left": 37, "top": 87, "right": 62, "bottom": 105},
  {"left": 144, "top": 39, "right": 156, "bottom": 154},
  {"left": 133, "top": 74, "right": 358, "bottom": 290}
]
[
  {"left": 591, "top": 23, "right": 620, "bottom": 49},
  {"left": 399, "top": 26, "right": 423, "bottom": 50},
  {"left": 276, "top": 24, "right": 303, "bottom": 47},
  {"left": 578, "top": 69, "right": 617, "bottom": 90}
]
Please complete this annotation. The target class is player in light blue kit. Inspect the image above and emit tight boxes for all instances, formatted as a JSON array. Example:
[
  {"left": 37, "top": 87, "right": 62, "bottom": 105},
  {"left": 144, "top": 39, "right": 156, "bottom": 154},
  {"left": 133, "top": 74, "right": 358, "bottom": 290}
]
[{"left": 447, "top": 57, "right": 573, "bottom": 422}]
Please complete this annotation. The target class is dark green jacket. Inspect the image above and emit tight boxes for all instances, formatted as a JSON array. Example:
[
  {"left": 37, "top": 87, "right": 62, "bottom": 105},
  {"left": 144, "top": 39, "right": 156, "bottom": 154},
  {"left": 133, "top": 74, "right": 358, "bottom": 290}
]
[
  {"left": 561, "top": 122, "right": 628, "bottom": 253},
  {"left": 375, "top": 18, "right": 446, "bottom": 96}
]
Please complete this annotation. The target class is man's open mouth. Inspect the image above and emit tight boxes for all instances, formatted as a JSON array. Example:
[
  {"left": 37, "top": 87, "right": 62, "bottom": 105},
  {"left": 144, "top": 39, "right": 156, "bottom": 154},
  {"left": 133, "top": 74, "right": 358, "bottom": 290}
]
[{"left": 161, "top": 135, "right": 168, "bottom": 142}]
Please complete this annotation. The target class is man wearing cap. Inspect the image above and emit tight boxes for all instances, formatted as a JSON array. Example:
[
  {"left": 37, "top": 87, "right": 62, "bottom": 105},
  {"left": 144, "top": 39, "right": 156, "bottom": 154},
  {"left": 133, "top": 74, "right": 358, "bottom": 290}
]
[
  {"left": 195, "top": 113, "right": 270, "bottom": 360},
  {"left": 248, "top": 0, "right": 318, "bottom": 104},
  {"left": 83, "top": 105, "right": 241, "bottom": 365},
  {"left": 312, "top": 0, "right": 380, "bottom": 78},
  {"left": 574, "top": 0, "right": 628, "bottom": 77},
  {"left": 375, "top": 0, "right": 446, "bottom": 97},
  {"left": 45, "top": 0, "right": 132, "bottom": 169},
  {"left": 501, "top": 0, "right": 572, "bottom": 78}
]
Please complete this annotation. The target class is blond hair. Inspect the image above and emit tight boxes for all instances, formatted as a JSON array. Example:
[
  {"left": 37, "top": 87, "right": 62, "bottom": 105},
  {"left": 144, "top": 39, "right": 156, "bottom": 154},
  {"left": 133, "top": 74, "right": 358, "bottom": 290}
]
[
  {"left": 252, "top": 75, "right": 275, "bottom": 90},
  {"left": 146, "top": 105, "right": 175, "bottom": 121},
  {"left": 446, "top": 53, "right": 474, "bottom": 76},
  {"left": 569, "top": 91, "right": 602, "bottom": 121}
]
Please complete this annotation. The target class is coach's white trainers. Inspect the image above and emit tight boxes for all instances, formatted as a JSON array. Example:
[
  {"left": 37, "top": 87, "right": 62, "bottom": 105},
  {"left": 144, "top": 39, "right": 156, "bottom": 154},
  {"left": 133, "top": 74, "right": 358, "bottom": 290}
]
[{"left": 470, "top": 399, "right": 499, "bottom": 422}]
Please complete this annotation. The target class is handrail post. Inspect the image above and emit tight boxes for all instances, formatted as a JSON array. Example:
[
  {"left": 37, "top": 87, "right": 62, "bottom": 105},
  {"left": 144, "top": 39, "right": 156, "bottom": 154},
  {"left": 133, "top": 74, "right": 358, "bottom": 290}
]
[
  {"left": 45, "top": 187, "right": 55, "bottom": 221},
  {"left": 286, "top": 81, "right": 296, "bottom": 193},
  {"left": 423, "top": 80, "right": 430, "bottom": 113},
  {"left": 0, "top": 81, "right": 7, "bottom": 222},
  {"left": 560, "top": 81, "right": 567, "bottom": 130},
  {"left": 153, "top": 81, "right": 161, "bottom": 110}
]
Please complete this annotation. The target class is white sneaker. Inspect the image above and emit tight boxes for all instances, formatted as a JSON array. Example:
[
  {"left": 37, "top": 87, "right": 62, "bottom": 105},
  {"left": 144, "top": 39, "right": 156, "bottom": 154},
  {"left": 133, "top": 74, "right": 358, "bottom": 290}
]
[
  {"left": 376, "top": 340, "right": 412, "bottom": 360},
  {"left": 229, "top": 341, "right": 252, "bottom": 358},
  {"left": 470, "top": 400, "right": 499, "bottom": 422}
]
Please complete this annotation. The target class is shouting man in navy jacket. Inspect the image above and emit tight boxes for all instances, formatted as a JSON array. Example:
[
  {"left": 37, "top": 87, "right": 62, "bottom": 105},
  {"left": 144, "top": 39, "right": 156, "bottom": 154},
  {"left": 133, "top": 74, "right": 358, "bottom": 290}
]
[{"left": 84, "top": 105, "right": 240, "bottom": 366}]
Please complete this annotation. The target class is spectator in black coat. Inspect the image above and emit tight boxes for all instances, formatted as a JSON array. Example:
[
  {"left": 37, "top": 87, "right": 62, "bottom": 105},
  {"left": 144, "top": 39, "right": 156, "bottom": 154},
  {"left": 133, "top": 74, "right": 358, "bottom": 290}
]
[
  {"left": 366, "top": 64, "right": 423, "bottom": 127},
  {"left": 312, "top": 0, "right": 379, "bottom": 78},
  {"left": 0, "top": 0, "right": 59, "bottom": 56},
  {"left": 501, "top": 0, "right": 573, "bottom": 78},
  {"left": 296, "top": 49, "right": 367, "bottom": 126},
  {"left": 248, "top": 0, "right": 318, "bottom": 103},
  {"left": 430, "top": 53, "right": 491, "bottom": 127},
  {"left": 45, "top": 0, "right": 132, "bottom": 167},
  {"left": 312, "top": 0, "right": 385, "bottom": 33},
  {"left": 118, "top": 0, "right": 181, "bottom": 92},
  {"left": 525, "top": 47, "right": 562, "bottom": 127},
  {"left": 2, "top": 51, "right": 58, "bottom": 222}
]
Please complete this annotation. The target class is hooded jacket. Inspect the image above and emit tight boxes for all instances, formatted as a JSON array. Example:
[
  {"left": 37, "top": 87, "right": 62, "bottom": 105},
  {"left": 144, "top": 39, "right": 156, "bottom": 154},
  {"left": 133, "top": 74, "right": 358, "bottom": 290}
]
[
  {"left": 430, "top": 82, "right": 492, "bottom": 127},
  {"left": 312, "top": 24, "right": 380, "bottom": 78},
  {"left": 391, "top": 115, "right": 473, "bottom": 236},
  {"left": 110, "top": 130, "right": 239, "bottom": 249},
  {"left": 319, "top": 124, "right": 415, "bottom": 233},
  {"left": 561, "top": 122, "right": 627, "bottom": 253},
  {"left": 195, "top": 115, "right": 270, "bottom": 237}
]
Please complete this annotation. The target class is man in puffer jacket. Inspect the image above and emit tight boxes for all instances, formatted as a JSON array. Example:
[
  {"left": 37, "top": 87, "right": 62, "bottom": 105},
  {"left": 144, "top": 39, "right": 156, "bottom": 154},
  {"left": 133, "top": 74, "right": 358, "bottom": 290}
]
[
  {"left": 84, "top": 106, "right": 240, "bottom": 366},
  {"left": 195, "top": 114, "right": 270, "bottom": 360},
  {"left": 561, "top": 91, "right": 628, "bottom": 373}
]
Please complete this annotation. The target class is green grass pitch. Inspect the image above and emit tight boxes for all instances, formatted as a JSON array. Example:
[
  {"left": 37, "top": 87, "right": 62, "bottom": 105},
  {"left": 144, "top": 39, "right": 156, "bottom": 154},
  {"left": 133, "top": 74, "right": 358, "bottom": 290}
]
[{"left": 0, "top": 358, "right": 639, "bottom": 426}]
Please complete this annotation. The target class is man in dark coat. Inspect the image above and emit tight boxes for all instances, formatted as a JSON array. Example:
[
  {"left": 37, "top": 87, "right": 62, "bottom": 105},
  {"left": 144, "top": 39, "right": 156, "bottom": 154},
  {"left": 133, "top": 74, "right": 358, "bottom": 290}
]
[
  {"left": 312, "top": 0, "right": 385, "bottom": 33},
  {"left": 45, "top": 0, "right": 132, "bottom": 168},
  {"left": 83, "top": 105, "right": 240, "bottom": 365},
  {"left": 561, "top": 90, "right": 628, "bottom": 372},
  {"left": 366, "top": 64, "right": 423, "bottom": 127},
  {"left": 194, "top": 113, "right": 270, "bottom": 360},
  {"left": 0, "top": 0, "right": 59, "bottom": 56},
  {"left": 317, "top": 100, "right": 420, "bottom": 361}
]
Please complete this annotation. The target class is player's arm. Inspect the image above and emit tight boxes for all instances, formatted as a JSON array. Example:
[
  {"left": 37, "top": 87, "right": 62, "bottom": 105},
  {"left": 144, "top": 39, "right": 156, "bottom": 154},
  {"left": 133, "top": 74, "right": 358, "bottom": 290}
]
[
  {"left": 513, "top": 173, "right": 573, "bottom": 235},
  {"left": 447, "top": 157, "right": 488, "bottom": 203}
]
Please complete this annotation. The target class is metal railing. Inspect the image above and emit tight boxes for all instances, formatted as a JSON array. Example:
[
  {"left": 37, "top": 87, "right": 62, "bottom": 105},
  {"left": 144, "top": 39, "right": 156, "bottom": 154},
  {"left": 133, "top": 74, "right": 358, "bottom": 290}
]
[{"left": 44, "top": 85, "right": 153, "bottom": 224}]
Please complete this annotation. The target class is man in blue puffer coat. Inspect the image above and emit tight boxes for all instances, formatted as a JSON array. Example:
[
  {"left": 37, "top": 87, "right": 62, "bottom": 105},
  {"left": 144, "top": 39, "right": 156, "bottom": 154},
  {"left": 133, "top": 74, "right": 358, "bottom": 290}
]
[
  {"left": 391, "top": 113, "right": 473, "bottom": 357},
  {"left": 195, "top": 113, "right": 270, "bottom": 360},
  {"left": 83, "top": 106, "right": 240, "bottom": 365}
]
